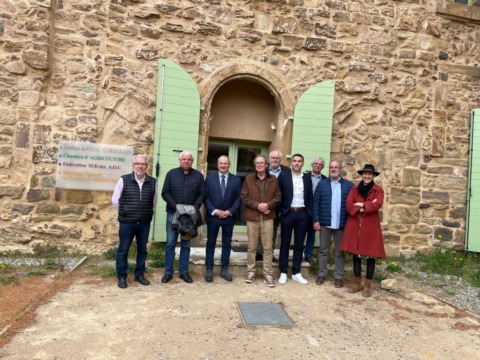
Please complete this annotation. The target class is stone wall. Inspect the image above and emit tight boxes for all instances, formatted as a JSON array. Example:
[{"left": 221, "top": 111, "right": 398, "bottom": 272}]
[{"left": 0, "top": 0, "right": 479, "bottom": 254}]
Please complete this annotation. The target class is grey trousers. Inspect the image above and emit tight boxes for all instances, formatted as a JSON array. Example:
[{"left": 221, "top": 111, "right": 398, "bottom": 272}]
[{"left": 317, "top": 227, "right": 345, "bottom": 280}]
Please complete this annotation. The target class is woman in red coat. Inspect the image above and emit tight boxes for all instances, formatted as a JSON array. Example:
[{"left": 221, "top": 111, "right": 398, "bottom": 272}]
[{"left": 340, "top": 164, "right": 386, "bottom": 298}]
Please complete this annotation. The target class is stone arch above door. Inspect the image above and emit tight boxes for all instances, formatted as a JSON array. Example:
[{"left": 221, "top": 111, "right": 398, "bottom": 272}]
[
  {"left": 198, "top": 63, "right": 295, "bottom": 164},
  {"left": 200, "top": 63, "right": 295, "bottom": 116}
]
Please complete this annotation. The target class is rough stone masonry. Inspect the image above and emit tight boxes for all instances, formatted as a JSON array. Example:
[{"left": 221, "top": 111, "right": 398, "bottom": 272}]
[{"left": 0, "top": 0, "right": 479, "bottom": 254}]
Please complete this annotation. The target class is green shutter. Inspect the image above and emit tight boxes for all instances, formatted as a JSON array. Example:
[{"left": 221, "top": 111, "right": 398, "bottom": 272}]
[
  {"left": 291, "top": 80, "right": 335, "bottom": 167},
  {"left": 150, "top": 59, "right": 201, "bottom": 241},
  {"left": 466, "top": 109, "right": 480, "bottom": 252},
  {"left": 291, "top": 81, "right": 335, "bottom": 248}
]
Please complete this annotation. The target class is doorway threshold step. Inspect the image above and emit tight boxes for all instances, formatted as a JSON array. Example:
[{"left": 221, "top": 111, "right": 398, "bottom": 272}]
[{"left": 187, "top": 247, "right": 313, "bottom": 268}]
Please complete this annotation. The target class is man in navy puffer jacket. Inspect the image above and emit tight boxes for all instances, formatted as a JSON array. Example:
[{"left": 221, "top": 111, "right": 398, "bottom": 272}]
[{"left": 312, "top": 160, "right": 353, "bottom": 288}]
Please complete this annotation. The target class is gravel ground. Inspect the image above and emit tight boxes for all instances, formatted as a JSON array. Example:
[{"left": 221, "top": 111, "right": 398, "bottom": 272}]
[
  {"left": 3, "top": 257, "right": 85, "bottom": 269},
  {"left": 372, "top": 259, "right": 480, "bottom": 316},
  {"left": 403, "top": 272, "right": 480, "bottom": 315},
  {"left": 5, "top": 256, "right": 480, "bottom": 316},
  {"left": 1, "top": 263, "right": 479, "bottom": 359}
]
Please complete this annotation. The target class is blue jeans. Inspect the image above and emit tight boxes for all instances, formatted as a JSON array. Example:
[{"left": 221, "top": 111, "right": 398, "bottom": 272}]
[
  {"left": 304, "top": 222, "right": 316, "bottom": 259},
  {"left": 279, "top": 210, "right": 308, "bottom": 275},
  {"left": 116, "top": 222, "right": 150, "bottom": 279},
  {"left": 205, "top": 222, "right": 234, "bottom": 271},
  {"left": 164, "top": 212, "right": 191, "bottom": 275}
]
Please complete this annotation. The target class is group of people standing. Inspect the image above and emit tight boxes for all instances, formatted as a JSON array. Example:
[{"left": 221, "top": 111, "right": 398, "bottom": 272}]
[{"left": 112, "top": 150, "right": 386, "bottom": 298}]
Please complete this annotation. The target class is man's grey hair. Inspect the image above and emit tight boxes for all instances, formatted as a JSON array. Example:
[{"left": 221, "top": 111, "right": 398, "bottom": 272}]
[
  {"left": 179, "top": 151, "right": 194, "bottom": 160},
  {"left": 312, "top": 156, "right": 325, "bottom": 165},
  {"left": 329, "top": 159, "right": 342, "bottom": 168},
  {"left": 218, "top": 155, "right": 230, "bottom": 163},
  {"left": 133, "top": 154, "right": 149, "bottom": 164},
  {"left": 253, "top": 154, "right": 268, "bottom": 165},
  {"left": 269, "top": 150, "right": 283, "bottom": 160}
]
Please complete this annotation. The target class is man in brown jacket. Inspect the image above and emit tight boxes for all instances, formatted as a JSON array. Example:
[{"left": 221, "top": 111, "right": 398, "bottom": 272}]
[{"left": 241, "top": 154, "right": 281, "bottom": 287}]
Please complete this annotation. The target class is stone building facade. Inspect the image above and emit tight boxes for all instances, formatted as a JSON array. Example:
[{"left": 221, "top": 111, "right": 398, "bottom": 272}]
[{"left": 0, "top": 0, "right": 479, "bottom": 254}]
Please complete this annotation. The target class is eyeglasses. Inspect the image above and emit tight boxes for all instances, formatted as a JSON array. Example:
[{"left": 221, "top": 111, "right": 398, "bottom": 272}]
[
  {"left": 134, "top": 163, "right": 147, "bottom": 166},
  {"left": 269, "top": 157, "right": 281, "bottom": 160}
]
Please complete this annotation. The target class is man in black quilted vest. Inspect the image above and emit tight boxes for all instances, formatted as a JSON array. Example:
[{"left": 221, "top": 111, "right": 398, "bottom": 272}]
[{"left": 112, "top": 154, "right": 157, "bottom": 289}]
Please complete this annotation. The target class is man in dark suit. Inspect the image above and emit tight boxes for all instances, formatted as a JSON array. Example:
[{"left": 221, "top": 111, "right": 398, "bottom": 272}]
[
  {"left": 204, "top": 155, "right": 242, "bottom": 282},
  {"left": 277, "top": 153, "right": 312, "bottom": 285}
]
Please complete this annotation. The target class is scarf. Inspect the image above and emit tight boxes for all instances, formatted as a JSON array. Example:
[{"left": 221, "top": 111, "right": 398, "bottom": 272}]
[{"left": 357, "top": 180, "right": 374, "bottom": 200}]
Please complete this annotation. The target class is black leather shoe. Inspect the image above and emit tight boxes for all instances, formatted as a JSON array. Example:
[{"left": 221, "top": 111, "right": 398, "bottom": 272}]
[
  {"left": 180, "top": 273, "right": 193, "bottom": 283},
  {"left": 305, "top": 256, "right": 315, "bottom": 266},
  {"left": 220, "top": 270, "right": 233, "bottom": 282},
  {"left": 117, "top": 278, "right": 127, "bottom": 289},
  {"left": 205, "top": 270, "right": 213, "bottom": 282},
  {"left": 161, "top": 274, "right": 173, "bottom": 283},
  {"left": 134, "top": 275, "right": 150, "bottom": 286}
]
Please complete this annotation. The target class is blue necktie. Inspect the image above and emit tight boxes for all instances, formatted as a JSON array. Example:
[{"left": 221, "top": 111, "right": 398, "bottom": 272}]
[{"left": 221, "top": 175, "right": 226, "bottom": 199}]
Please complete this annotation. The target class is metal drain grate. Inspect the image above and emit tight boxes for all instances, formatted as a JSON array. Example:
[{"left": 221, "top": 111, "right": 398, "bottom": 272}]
[{"left": 237, "top": 302, "right": 293, "bottom": 327}]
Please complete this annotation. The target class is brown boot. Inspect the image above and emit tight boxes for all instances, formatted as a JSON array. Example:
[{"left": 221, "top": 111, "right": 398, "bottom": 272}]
[
  {"left": 347, "top": 276, "right": 363, "bottom": 293},
  {"left": 362, "top": 279, "right": 372, "bottom": 298}
]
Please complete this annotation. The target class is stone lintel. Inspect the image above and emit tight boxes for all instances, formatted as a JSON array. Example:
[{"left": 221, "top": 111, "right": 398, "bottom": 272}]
[{"left": 436, "top": 1, "right": 480, "bottom": 23}]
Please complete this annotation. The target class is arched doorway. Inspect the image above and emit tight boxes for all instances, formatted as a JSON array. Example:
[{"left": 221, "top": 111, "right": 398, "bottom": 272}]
[
  {"left": 150, "top": 60, "right": 335, "bottom": 243},
  {"left": 206, "top": 78, "right": 278, "bottom": 225},
  {"left": 208, "top": 79, "right": 278, "bottom": 142}
]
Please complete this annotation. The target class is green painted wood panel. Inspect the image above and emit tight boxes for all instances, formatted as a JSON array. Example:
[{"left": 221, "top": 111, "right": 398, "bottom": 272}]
[
  {"left": 150, "top": 59, "right": 201, "bottom": 241},
  {"left": 291, "top": 81, "right": 335, "bottom": 247},
  {"left": 466, "top": 109, "right": 480, "bottom": 252},
  {"left": 292, "top": 80, "right": 335, "bottom": 168}
]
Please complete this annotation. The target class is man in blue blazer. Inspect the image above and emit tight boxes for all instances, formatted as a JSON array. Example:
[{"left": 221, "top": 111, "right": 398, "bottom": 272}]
[
  {"left": 277, "top": 154, "right": 312, "bottom": 285},
  {"left": 204, "top": 155, "right": 242, "bottom": 282}
]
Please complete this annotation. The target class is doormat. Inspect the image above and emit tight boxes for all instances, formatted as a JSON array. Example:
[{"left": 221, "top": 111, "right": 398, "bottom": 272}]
[{"left": 237, "top": 302, "right": 293, "bottom": 327}]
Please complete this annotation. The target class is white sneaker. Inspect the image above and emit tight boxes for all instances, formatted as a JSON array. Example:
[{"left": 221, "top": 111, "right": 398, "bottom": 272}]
[
  {"left": 292, "top": 273, "right": 308, "bottom": 285},
  {"left": 278, "top": 273, "right": 287, "bottom": 285}
]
